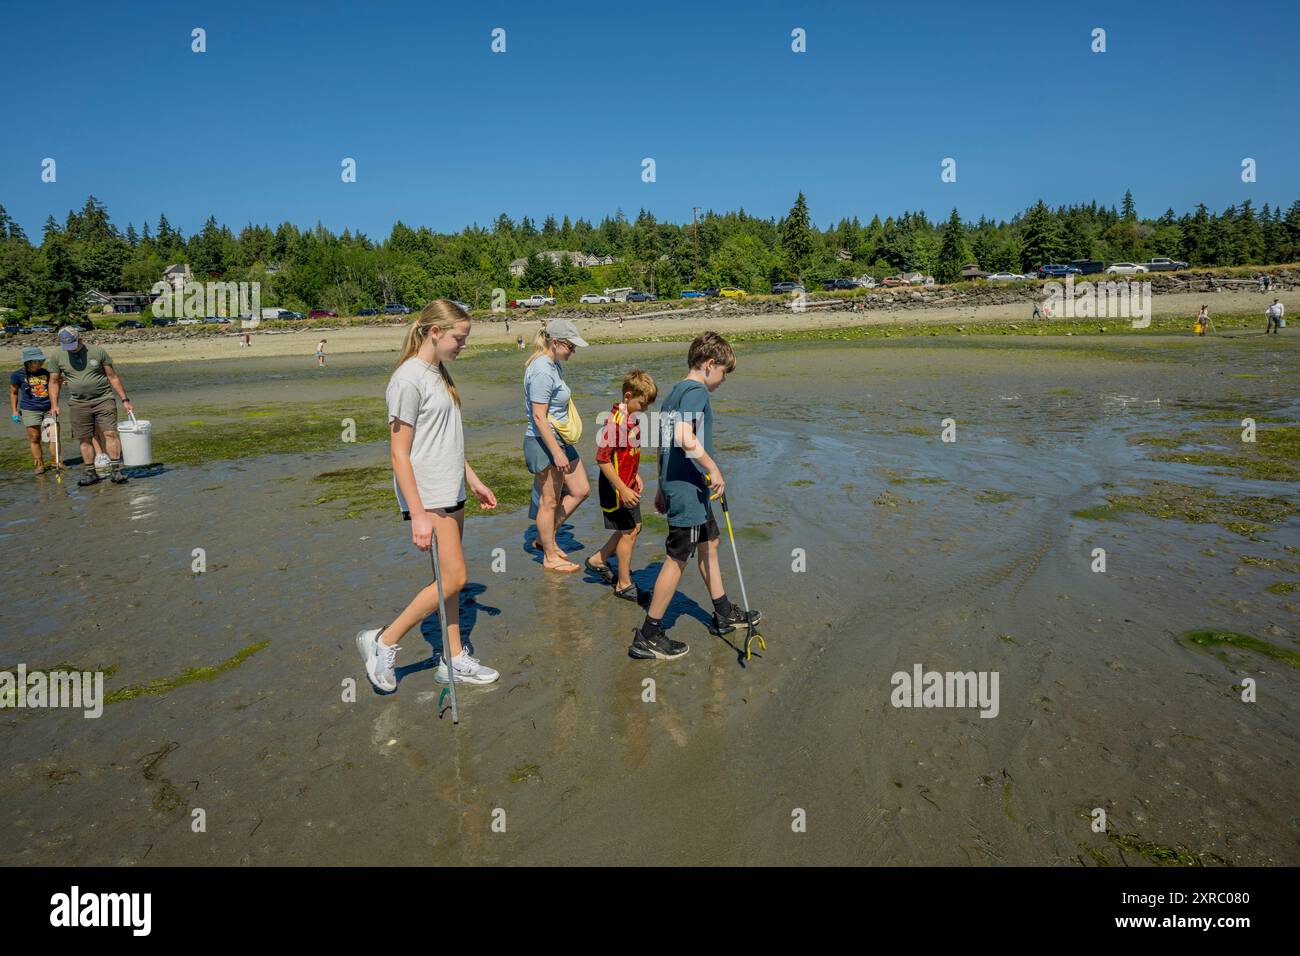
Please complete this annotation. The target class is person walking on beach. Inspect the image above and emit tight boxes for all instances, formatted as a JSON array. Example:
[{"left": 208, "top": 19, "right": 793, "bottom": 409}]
[
  {"left": 47, "top": 327, "right": 133, "bottom": 486},
  {"left": 1265, "top": 298, "right": 1284, "bottom": 334},
  {"left": 585, "top": 368, "right": 658, "bottom": 601},
  {"left": 523, "top": 318, "right": 590, "bottom": 572},
  {"left": 1195, "top": 305, "right": 1210, "bottom": 337},
  {"left": 9, "top": 347, "right": 55, "bottom": 475},
  {"left": 316, "top": 339, "right": 327, "bottom": 367},
  {"left": 630, "top": 331, "right": 761, "bottom": 660},
  {"left": 356, "top": 300, "right": 501, "bottom": 693}
]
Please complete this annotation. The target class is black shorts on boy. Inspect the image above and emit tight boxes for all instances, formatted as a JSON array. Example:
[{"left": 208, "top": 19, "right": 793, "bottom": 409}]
[
  {"left": 664, "top": 508, "right": 720, "bottom": 561},
  {"left": 597, "top": 471, "right": 642, "bottom": 532}
]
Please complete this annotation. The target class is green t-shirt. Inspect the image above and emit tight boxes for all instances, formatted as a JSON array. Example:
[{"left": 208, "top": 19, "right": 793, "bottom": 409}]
[{"left": 51, "top": 344, "right": 115, "bottom": 402}]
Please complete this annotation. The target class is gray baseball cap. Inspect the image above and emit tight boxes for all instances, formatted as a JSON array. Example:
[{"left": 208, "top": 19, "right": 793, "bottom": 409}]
[
  {"left": 545, "top": 318, "right": 588, "bottom": 347},
  {"left": 21, "top": 346, "right": 46, "bottom": 363},
  {"left": 57, "top": 326, "right": 82, "bottom": 350}
]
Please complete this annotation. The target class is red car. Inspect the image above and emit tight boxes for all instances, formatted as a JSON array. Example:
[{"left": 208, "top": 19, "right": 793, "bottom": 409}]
[{"left": 309, "top": 309, "right": 338, "bottom": 318}]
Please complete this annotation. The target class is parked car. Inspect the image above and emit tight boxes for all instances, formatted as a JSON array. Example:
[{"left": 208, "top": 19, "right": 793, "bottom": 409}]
[
  {"left": 626, "top": 291, "right": 657, "bottom": 302},
  {"left": 118, "top": 320, "right": 144, "bottom": 329},
  {"left": 1069, "top": 259, "right": 1105, "bottom": 275},
  {"left": 3, "top": 325, "right": 22, "bottom": 335},
  {"left": 822, "top": 278, "right": 861, "bottom": 291},
  {"left": 205, "top": 316, "right": 232, "bottom": 324},
  {"left": 771, "top": 281, "right": 806, "bottom": 294},
  {"left": 1104, "top": 262, "right": 1148, "bottom": 275},
  {"left": 1146, "top": 257, "right": 1188, "bottom": 271},
  {"left": 580, "top": 293, "right": 612, "bottom": 304},
  {"left": 383, "top": 303, "right": 411, "bottom": 315},
  {"left": 701, "top": 287, "right": 721, "bottom": 298},
  {"left": 882, "top": 275, "right": 910, "bottom": 287},
  {"left": 282, "top": 310, "right": 305, "bottom": 319},
  {"left": 678, "top": 290, "right": 706, "bottom": 298},
  {"left": 516, "top": 295, "right": 555, "bottom": 308},
  {"left": 309, "top": 309, "right": 338, "bottom": 318},
  {"left": 29, "top": 324, "right": 54, "bottom": 333},
  {"left": 177, "top": 318, "right": 202, "bottom": 325},
  {"left": 357, "top": 308, "right": 380, "bottom": 316},
  {"left": 719, "top": 287, "right": 746, "bottom": 298},
  {"left": 150, "top": 318, "right": 176, "bottom": 327},
  {"left": 986, "top": 272, "right": 1027, "bottom": 282},
  {"left": 856, "top": 276, "right": 878, "bottom": 288},
  {"left": 1037, "top": 264, "right": 1082, "bottom": 278}
]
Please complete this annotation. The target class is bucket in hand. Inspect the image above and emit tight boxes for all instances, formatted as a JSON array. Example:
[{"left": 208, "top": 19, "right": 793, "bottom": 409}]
[{"left": 118, "top": 412, "right": 153, "bottom": 467}]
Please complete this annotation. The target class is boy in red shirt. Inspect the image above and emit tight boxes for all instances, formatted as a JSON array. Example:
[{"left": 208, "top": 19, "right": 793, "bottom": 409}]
[{"left": 585, "top": 369, "right": 658, "bottom": 601}]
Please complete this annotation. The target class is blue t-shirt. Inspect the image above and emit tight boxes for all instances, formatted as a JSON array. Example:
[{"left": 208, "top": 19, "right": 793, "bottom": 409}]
[
  {"left": 11, "top": 368, "right": 52, "bottom": 412},
  {"left": 523, "top": 355, "right": 571, "bottom": 440},
  {"left": 657, "top": 379, "right": 713, "bottom": 527}
]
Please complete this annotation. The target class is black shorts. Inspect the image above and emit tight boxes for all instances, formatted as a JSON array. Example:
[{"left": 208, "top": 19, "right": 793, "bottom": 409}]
[
  {"left": 665, "top": 512, "right": 720, "bottom": 562},
  {"left": 598, "top": 472, "right": 642, "bottom": 532},
  {"left": 402, "top": 500, "right": 466, "bottom": 520}
]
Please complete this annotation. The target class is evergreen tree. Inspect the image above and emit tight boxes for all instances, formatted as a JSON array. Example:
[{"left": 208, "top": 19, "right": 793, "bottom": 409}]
[
  {"left": 935, "top": 209, "right": 969, "bottom": 283},
  {"left": 780, "top": 192, "right": 814, "bottom": 276},
  {"left": 1019, "top": 201, "right": 1063, "bottom": 271},
  {"left": 1121, "top": 190, "right": 1136, "bottom": 221}
]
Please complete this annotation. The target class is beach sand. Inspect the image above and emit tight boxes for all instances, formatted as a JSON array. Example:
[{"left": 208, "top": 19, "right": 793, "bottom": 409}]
[{"left": 1, "top": 331, "right": 1297, "bottom": 865}]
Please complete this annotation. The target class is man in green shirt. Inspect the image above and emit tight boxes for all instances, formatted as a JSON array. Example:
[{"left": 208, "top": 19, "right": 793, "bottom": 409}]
[{"left": 48, "top": 326, "right": 135, "bottom": 486}]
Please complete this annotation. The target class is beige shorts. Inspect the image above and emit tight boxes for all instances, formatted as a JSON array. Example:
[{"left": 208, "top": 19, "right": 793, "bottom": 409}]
[
  {"left": 69, "top": 397, "right": 118, "bottom": 442},
  {"left": 20, "top": 408, "right": 48, "bottom": 428}
]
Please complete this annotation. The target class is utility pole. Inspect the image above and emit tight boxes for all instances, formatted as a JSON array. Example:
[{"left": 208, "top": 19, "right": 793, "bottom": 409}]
[{"left": 692, "top": 207, "right": 701, "bottom": 285}]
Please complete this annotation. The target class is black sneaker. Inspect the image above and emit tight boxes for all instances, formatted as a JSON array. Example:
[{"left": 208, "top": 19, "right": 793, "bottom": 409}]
[
  {"left": 628, "top": 626, "right": 689, "bottom": 661},
  {"left": 710, "top": 603, "right": 762, "bottom": 635},
  {"left": 78, "top": 469, "right": 103, "bottom": 487}
]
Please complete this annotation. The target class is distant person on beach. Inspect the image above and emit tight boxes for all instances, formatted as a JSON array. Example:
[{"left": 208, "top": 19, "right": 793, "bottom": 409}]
[
  {"left": 355, "top": 300, "right": 500, "bottom": 693},
  {"left": 523, "top": 318, "right": 589, "bottom": 572},
  {"left": 316, "top": 339, "right": 326, "bottom": 367},
  {"left": 1195, "top": 305, "right": 1209, "bottom": 336},
  {"left": 584, "top": 368, "right": 658, "bottom": 601},
  {"left": 243, "top": 332, "right": 251, "bottom": 347},
  {"left": 1266, "top": 298, "right": 1284, "bottom": 334},
  {"left": 516, "top": 335, "right": 525, "bottom": 350},
  {"left": 9, "top": 347, "right": 54, "bottom": 475},
  {"left": 47, "top": 327, "right": 132, "bottom": 486},
  {"left": 1032, "top": 303, "right": 1042, "bottom": 321}
]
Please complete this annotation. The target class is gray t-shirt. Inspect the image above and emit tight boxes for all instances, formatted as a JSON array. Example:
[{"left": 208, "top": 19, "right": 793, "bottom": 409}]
[
  {"left": 523, "top": 355, "right": 570, "bottom": 439},
  {"left": 386, "top": 358, "right": 465, "bottom": 511}
]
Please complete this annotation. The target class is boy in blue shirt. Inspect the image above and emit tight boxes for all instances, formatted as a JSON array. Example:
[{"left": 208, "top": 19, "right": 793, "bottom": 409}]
[{"left": 630, "top": 331, "right": 761, "bottom": 660}]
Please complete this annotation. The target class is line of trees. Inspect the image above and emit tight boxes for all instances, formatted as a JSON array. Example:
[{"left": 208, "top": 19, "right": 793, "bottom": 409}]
[{"left": 1, "top": 191, "right": 1298, "bottom": 319}]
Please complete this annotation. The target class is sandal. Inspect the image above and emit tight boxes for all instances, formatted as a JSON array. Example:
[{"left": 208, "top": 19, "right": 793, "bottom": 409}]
[
  {"left": 584, "top": 556, "right": 614, "bottom": 583},
  {"left": 613, "top": 583, "right": 641, "bottom": 603}
]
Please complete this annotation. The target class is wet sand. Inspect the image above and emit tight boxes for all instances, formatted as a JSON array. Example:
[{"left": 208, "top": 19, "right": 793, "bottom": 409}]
[{"left": 1, "top": 333, "right": 1297, "bottom": 865}]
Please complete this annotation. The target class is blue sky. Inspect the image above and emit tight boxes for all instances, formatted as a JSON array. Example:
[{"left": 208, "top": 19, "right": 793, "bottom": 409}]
[{"left": 2, "top": 0, "right": 1296, "bottom": 239}]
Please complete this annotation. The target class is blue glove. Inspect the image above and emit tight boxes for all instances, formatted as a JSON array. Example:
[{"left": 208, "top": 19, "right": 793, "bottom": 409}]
[{"left": 10, "top": 415, "right": 19, "bottom": 423}]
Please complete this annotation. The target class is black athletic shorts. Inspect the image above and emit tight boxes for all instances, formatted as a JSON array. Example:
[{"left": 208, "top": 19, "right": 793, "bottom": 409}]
[
  {"left": 598, "top": 472, "right": 642, "bottom": 532},
  {"left": 665, "top": 511, "right": 720, "bottom": 562},
  {"left": 402, "top": 500, "right": 466, "bottom": 520}
]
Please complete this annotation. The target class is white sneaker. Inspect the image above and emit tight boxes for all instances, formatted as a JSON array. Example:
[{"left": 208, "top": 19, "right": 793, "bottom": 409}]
[
  {"left": 356, "top": 628, "right": 398, "bottom": 692},
  {"left": 435, "top": 650, "right": 498, "bottom": 685}
]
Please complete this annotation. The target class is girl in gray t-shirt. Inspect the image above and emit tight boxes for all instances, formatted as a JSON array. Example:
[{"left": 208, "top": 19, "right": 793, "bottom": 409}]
[{"left": 356, "top": 301, "right": 501, "bottom": 694}]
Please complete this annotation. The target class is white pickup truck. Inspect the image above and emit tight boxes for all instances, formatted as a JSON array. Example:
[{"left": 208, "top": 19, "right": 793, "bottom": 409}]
[{"left": 517, "top": 295, "right": 555, "bottom": 308}]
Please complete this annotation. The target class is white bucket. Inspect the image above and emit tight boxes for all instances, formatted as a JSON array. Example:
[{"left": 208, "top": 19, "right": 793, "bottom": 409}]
[{"left": 118, "top": 412, "right": 153, "bottom": 467}]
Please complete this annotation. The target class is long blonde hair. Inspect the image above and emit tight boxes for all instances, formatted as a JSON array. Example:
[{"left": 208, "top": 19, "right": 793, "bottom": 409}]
[
  {"left": 526, "top": 328, "right": 551, "bottom": 367},
  {"left": 396, "top": 300, "right": 468, "bottom": 406}
]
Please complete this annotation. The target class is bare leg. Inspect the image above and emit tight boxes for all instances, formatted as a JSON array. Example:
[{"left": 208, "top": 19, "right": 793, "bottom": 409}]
[
  {"left": 25, "top": 426, "right": 43, "bottom": 468},
  {"left": 535, "top": 468, "right": 577, "bottom": 571},
  {"left": 696, "top": 537, "right": 726, "bottom": 601},
  {"left": 647, "top": 555, "right": 686, "bottom": 620},
  {"left": 613, "top": 526, "right": 639, "bottom": 589},
  {"left": 103, "top": 427, "right": 122, "bottom": 461},
  {"left": 381, "top": 508, "right": 467, "bottom": 658},
  {"left": 555, "top": 456, "right": 590, "bottom": 523}
]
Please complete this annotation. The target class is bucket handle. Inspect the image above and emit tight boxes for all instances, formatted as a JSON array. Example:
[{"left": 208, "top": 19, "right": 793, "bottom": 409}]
[{"left": 127, "top": 410, "right": 138, "bottom": 425}]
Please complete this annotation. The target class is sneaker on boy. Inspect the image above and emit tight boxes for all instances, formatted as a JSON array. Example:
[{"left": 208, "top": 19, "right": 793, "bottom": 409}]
[
  {"left": 436, "top": 650, "right": 499, "bottom": 685},
  {"left": 356, "top": 627, "right": 398, "bottom": 692}
]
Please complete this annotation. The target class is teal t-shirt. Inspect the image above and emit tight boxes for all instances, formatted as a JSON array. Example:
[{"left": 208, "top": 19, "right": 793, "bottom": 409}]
[{"left": 657, "top": 379, "right": 713, "bottom": 527}]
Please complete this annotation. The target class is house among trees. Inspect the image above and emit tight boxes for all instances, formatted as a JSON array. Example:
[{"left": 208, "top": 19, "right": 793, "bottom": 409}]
[
  {"left": 83, "top": 289, "right": 156, "bottom": 313},
  {"left": 508, "top": 251, "right": 616, "bottom": 277},
  {"left": 960, "top": 263, "right": 990, "bottom": 280},
  {"left": 162, "top": 263, "right": 192, "bottom": 294}
]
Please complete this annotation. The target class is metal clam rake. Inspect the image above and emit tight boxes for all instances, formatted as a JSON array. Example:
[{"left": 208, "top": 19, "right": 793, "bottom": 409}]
[
  {"left": 430, "top": 530, "right": 459, "bottom": 724},
  {"left": 717, "top": 491, "right": 766, "bottom": 663}
]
